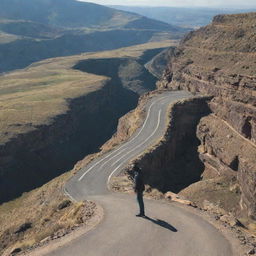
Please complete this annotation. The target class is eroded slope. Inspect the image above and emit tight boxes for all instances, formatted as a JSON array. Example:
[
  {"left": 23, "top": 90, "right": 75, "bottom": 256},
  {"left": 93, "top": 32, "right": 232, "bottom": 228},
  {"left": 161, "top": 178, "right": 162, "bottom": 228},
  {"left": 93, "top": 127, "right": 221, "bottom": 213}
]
[{"left": 159, "top": 13, "right": 256, "bottom": 219}]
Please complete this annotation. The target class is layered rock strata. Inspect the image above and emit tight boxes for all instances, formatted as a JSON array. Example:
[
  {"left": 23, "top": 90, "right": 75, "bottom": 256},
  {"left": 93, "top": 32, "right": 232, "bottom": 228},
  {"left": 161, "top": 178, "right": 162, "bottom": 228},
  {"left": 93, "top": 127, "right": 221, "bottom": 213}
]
[{"left": 159, "top": 13, "right": 256, "bottom": 218}]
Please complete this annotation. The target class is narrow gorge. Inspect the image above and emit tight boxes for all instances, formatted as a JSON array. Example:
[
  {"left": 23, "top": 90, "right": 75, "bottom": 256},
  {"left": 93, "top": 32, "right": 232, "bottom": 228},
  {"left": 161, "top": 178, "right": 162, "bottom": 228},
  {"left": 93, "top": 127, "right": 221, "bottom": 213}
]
[{"left": 0, "top": 47, "right": 164, "bottom": 203}]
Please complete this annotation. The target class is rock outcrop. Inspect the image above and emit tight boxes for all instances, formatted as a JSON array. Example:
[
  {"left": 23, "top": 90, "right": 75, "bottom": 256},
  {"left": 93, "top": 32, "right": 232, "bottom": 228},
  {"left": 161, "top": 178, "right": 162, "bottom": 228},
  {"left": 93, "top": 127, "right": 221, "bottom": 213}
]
[
  {"left": 135, "top": 97, "right": 211, "bottom": 192},
  {"left": 105, "top": 93, "right": 211, "bottom": 200},
  {"left": 145, "top": 47, "right": 176, "bottom": 79},
  {"left": 110, "top": 96, "right": 210, "bottom": 194},
  {"left": 159, "top": 13, "right": 256, "bottom": 219}
]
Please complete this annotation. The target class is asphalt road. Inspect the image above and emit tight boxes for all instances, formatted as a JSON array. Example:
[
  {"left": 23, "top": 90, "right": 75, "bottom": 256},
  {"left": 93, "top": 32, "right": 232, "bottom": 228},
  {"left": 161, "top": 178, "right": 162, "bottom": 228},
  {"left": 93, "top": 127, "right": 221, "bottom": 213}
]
[{"left": 47, "top": 91, "right": 233, "bottom": 256}]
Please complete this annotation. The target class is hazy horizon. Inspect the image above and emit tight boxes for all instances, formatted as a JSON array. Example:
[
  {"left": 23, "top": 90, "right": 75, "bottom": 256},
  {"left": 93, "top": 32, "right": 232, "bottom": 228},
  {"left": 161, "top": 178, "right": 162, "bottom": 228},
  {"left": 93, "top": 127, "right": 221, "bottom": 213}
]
[{"left": 79, "top": 0, "right": 256, "bottom": 9}]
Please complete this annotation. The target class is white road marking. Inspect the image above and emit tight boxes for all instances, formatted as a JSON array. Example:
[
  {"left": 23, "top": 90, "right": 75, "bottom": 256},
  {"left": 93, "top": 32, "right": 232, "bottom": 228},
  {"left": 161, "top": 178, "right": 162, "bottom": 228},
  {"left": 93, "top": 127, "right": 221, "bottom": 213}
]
[
  {"left": 78, "top": 96, "right": 167, "bottom": 181},
  {"left": 63, "top": 187, "right": 77, "bottom": 202},
  {"left": 78, "top": 100, "right": 155, "bottom": 181},
  {"left": 111, "top": 108, "right": 162, "bottom": 167},
  {"left": 107, "top": 109, "right": 162, "bottom": 184},
  {"left": 99, "top": 148, "right": 127, "bottom": 168},
  {"left": 98, "top": 96, "right": 168, "bottom": 169}
]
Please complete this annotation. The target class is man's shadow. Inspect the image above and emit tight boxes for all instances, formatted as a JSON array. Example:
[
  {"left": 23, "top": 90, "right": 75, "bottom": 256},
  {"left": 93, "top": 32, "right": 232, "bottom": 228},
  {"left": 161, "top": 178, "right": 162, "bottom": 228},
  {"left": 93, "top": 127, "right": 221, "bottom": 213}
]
[{"left": 143, "top": 216, "right": 178, "bottom": 232}]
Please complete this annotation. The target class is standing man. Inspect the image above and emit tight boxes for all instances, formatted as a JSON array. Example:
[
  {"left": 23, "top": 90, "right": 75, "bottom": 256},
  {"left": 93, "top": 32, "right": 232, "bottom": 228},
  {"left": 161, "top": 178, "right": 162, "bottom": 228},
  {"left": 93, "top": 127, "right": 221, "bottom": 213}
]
[{"left": 133, "top": 163, "right": 145, "bottom": 217}]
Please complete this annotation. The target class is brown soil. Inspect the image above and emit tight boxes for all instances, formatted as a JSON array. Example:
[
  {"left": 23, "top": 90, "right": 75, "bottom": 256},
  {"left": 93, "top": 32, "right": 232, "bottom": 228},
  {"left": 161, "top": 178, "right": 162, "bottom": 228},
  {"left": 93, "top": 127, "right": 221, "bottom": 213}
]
[{"left": 0, "top": 172, "right": 99, "bottom": 256}]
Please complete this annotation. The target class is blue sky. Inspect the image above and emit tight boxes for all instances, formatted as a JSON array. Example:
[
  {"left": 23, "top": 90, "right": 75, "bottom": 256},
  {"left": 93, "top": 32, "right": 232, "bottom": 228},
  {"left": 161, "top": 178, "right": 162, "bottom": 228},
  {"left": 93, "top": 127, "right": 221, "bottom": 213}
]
[{"left": 80, "top": 0, "right": 256, "bottom": 8}]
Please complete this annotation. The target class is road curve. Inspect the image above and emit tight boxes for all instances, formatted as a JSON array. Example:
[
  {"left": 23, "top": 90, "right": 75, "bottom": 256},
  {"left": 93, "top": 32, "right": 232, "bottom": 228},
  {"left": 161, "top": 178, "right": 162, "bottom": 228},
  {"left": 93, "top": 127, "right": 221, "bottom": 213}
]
[{"left": 47, "top": 91, "right": 233, "bottom": 256}]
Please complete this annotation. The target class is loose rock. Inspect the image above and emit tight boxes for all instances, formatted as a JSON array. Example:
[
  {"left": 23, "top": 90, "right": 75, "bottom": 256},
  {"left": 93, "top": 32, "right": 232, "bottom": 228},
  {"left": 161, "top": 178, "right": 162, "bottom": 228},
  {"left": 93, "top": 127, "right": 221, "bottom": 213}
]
[
  {"left": 247, "top": 248, "right": 255, "bottom": 255},
  {"left": 220, "top": 215, "right": 242, "bottom": 227},
  {"left": 58, "top": 200, "right": 71, "bottom": 210}
]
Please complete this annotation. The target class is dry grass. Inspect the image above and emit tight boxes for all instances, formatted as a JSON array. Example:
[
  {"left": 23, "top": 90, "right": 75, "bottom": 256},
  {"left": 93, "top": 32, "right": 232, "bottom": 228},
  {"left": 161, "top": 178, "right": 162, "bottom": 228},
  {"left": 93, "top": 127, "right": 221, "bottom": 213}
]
[
  {"left": 78, "top": 40, "right": 178, "bottom": 59},
  {"left": 111, "top": 175, "right": 134, "bottom": 193},
  {"left": 0, "top": 40, "right": 176, "bottom": 146},
  {"left": 179, "top": 12, "right": 256, "bottom": 80},
  {"left": 0, "top": 63, "right": 106, "bottom": 145},
  {"left": 0, "top": 170, "right": 97, "bottom": 255},
  {"left": 179, "top": 176, "right": 241, "bottom": 215}
]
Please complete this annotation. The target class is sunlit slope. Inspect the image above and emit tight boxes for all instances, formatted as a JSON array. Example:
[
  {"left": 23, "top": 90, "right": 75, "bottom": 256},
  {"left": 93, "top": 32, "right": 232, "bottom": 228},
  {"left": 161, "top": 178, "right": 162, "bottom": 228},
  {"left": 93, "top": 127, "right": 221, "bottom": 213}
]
[
  {"left": 0, "top": 40, "right": 177, "bottom": 146},
  {"left": 0, "top": 0, "right": 185, "bottom": 72}
]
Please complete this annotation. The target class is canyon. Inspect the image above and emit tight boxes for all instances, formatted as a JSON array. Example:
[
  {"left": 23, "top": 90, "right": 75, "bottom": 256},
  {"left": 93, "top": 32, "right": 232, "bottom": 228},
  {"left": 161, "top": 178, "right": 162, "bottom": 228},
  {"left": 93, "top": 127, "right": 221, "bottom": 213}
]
[
  {"left": 0, "top": 7, "right": 256, "bottom": 255},
  {"left": 0, "top": 42, "right": 170, "bottom": 203},
  {"left": 158, "top": 12, "right": 256, "bottom": 220}
]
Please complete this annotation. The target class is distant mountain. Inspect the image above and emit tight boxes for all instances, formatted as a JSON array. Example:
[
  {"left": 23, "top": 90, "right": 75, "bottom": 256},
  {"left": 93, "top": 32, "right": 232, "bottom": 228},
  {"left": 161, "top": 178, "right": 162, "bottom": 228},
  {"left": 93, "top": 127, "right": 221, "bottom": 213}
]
[
  {"left": 0, "top": 0, "right": 178, "bottom": 30},
  {"left": 0, "top": 0, "right": 186, "bottom": 73},
  {"left": 110, "top": 6, "right": 256, "bottom": 28},
  {"left": 0, "top": 0, "right": 120, "bottom": 28}
]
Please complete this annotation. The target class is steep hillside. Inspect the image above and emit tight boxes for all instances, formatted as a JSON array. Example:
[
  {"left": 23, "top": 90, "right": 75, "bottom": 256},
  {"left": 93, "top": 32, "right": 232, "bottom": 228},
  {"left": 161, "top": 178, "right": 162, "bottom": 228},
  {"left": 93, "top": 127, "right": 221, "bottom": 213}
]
[
  {"left": 0, "top": 0, "right": 180, "bottom": 30},
  {"left": 0, "top": 41, "right": 175, "bottom": 203},
  {"left": 159, "top": 13, "right": 256, "bottom": 220},
  {"left": 0, "top": 0, "right": 185, "bottom": 73},
  {"left": 145, "top": 47, "right": 176, "bottom": 79},
  {"left": 0, "top": 0, "right": 128, "bottom": 28},
  {"left": 0, "top": 20, "right": 62, "bottom": 39},
  {"left": 0, "top": 29, "right": 167, "bottom": 73}
]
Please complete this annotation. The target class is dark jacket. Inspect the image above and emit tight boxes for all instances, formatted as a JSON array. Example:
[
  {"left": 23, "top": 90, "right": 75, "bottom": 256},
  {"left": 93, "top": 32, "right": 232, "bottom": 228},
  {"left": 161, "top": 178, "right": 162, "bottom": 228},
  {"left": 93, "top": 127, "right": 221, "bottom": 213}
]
[{"left": 134, "top": 167, "right": 145, "bottom": 192}]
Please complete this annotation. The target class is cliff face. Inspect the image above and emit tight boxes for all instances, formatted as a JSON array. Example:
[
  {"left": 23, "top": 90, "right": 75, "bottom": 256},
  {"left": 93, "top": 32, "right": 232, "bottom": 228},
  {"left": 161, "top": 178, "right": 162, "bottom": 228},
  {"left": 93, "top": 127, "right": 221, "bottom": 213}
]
[
  {"left": 159, "top": 13, "right": 256, "bottom": 219},
  {"left": 135, "top": 97, "right": 211, "bottom": 193},
  {"left": 145, "top": 47, "right": 176, "bottom": 79}
]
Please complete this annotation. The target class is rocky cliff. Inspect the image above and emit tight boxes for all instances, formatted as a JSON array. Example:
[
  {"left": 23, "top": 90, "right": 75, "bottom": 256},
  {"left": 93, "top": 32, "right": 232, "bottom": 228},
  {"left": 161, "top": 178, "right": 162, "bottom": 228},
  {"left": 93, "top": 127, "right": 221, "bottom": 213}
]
[
  {"left": 159, "top": 13, "right": 256, "bottom": 219},
  {"left": 145, "top": 47, "right": 176, "bottom": 79},
  {"left": 131, "top": 97, "right": 211, "bottom": 193}
]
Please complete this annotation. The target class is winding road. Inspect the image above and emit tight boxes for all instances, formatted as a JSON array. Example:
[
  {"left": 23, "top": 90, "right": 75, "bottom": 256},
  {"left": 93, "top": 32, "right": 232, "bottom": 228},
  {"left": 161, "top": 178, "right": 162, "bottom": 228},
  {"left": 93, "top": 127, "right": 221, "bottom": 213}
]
[{"left": 47, "top": 91, "right": 233, "bottom": 256}]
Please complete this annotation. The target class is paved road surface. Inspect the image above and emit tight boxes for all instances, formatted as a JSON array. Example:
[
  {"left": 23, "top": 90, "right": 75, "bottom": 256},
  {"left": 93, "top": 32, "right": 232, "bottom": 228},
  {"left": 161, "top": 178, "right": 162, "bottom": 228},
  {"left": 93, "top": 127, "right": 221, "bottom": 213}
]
[{"left": 47, "top": 91, "right": 233, "bottom": 256}]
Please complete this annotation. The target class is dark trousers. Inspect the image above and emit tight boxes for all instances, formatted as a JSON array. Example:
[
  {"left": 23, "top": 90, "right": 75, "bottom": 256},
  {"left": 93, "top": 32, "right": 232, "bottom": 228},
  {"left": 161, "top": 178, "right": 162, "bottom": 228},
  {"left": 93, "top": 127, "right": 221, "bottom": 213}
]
[{"left": 136, "top": 191, "right": 145, "bottom": 215}]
